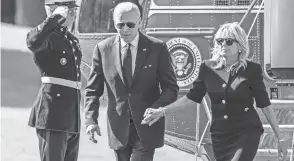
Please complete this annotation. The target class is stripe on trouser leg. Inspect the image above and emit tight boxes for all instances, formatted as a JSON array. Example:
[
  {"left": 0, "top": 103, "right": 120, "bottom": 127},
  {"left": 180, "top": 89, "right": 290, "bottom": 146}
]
[{"left": 45, "top": 130, "right": 50, "bottom": 161}]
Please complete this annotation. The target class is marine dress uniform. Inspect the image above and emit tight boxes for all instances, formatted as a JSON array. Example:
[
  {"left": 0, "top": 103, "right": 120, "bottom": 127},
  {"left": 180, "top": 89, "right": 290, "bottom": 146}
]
[
  {"left": 186, "top": 60, "right": 271, "bottom": 161},
  {"left": 26, "top": 11, "right": 82, "bottom": 161}
]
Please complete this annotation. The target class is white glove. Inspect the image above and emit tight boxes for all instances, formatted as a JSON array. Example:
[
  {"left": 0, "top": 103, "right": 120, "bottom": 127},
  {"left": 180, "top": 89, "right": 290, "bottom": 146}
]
[{"left": 52, "top": 6, "right": 69, "bottom": 18}]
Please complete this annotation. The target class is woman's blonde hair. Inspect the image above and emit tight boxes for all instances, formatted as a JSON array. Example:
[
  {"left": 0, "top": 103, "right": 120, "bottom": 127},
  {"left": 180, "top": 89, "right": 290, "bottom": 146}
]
[{"left": 209, "top": 22, "right": 250, "bottom": 73}]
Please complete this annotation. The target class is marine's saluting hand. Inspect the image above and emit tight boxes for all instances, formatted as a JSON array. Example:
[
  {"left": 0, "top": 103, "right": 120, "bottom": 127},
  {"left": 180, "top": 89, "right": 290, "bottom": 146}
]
[{"left": 52, "top": 6, "right": 69, "bottom": 18}]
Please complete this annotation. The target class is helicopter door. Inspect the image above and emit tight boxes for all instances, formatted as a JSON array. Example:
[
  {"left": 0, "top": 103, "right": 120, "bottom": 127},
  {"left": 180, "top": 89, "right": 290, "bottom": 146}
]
[{"left": 264, "top": 0, "right": 294, "bottom": 80}]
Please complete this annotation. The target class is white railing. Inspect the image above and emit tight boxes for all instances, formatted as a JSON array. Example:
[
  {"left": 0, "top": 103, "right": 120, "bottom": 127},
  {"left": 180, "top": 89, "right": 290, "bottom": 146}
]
[{"left": 195, "top": 98, "right": 212, "bottom": 161}]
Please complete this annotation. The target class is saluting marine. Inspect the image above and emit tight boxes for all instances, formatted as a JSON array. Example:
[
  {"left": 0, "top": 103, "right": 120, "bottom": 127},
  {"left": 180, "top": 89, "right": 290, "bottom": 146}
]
[{"left": 26, "top": 0, "right": 82, "bottom": 161}]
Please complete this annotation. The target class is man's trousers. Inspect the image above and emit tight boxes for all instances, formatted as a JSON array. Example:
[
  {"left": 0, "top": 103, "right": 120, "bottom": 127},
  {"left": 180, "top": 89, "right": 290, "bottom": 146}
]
[
  {"left": 36, "top": 129, "right": 80, "bottom": 161},
  {"left": 114, "top": 121, "right": 155, "bottom": 161}
]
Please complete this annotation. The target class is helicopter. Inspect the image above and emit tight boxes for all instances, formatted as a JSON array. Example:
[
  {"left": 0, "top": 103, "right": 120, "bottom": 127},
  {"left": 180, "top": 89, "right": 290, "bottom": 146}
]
[{"left": 73, "top": 0, "right": 294, "bottom": 160}]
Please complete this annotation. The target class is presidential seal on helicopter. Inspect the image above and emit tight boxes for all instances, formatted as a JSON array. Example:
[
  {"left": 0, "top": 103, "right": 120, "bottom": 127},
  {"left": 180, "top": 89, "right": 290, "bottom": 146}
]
[{"left": 167, "top": 37, "right": 202, "bottom": 87}]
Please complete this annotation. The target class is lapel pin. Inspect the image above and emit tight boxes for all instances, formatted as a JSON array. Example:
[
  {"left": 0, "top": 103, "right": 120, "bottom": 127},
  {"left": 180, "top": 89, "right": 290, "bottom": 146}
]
[
  {"left": 143, "top": 48, "right": 147, "bottom": 51},
  {"left": 149, "top": 65, "right": 152, "bottom": 67}
]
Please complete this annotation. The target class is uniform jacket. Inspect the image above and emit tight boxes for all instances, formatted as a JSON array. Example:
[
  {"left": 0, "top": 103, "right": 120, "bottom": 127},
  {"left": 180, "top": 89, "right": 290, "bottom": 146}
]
[
  {"left": 27, "top": 14, "right": 82, "bottom": 133},
  {"left": 84, "top": 32, "right": 179, "bottom": 150},
  {"left": 186, "top": 60, "right": 271, "bottom": 134}
]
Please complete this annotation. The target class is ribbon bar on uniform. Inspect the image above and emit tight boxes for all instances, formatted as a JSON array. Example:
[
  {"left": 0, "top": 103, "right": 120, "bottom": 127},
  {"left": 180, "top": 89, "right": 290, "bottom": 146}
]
[{"left": 41, "top": 77, "right": 82, "bottom": 89}]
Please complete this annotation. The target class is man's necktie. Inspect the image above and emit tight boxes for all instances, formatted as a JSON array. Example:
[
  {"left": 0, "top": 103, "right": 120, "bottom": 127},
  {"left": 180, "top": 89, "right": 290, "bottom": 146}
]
[{"left": 122, "top": 43, "right": 132, "bottom": 87}]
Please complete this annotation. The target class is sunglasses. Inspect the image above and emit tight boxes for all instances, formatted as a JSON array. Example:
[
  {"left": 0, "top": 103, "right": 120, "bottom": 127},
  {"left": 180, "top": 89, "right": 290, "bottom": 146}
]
[
  {"left": 115, "top": 19, "right": 139, "bottom": 29},
  {"left": 216, "top": 38, "right": 238, "bottom": 46}
]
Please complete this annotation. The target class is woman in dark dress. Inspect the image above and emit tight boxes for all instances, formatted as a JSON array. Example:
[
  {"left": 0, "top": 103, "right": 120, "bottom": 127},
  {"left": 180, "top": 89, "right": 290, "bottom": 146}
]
[{"left": 141, "top": 22, "right": 288, "bottom": 161}]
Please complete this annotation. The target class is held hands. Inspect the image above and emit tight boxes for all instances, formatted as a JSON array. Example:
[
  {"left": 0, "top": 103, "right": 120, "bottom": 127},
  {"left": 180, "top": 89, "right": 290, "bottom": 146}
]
[
  {"left": 278, "top": 139, "right": 288, "bottom": 161},
  {"left": 141, "top": 108, "right": 165, "bottom": 126},
  {"left": 52, "top": 6, "right": 69, "bottom": 18},
  {"left": 86, "top": 124, "right": 101, "bottom": 144}
]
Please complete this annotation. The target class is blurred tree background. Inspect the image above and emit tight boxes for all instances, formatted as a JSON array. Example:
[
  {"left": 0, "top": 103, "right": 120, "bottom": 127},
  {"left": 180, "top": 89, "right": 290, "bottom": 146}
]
[{"left": 1, "top": 0, "right": 46, "bottom": 27}]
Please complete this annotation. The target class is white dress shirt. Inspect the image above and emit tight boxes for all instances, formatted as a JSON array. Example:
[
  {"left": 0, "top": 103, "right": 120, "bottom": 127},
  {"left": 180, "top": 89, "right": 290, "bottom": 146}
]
[{"left": 120, "top": 33, "right": 139, "bottom": 75}]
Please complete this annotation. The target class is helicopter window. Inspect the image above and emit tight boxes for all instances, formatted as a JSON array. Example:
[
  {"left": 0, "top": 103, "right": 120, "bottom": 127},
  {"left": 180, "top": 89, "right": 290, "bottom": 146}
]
[
  {"left": 78, "top": 0, "right": 115, "bottom": 33},
  {"left": 237, "top": 0, "right": 250, "bottom": 6},
  {"left": 215, "top": 0, "right": 229, "bottom": 6}
]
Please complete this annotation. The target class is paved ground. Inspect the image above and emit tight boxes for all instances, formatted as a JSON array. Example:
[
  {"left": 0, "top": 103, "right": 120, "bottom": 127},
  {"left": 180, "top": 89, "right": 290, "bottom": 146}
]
[
  {"left": 0, "top": 43, "right": 195, "bottom": 161},
  {"left": 1, "top": 107, "right": 196, "bottom": 161}
]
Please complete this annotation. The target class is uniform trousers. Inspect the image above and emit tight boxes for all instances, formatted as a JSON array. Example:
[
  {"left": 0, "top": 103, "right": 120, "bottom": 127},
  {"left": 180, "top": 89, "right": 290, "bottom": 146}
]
[
  {"left": 36, "top": 129, "right": 80, "bottom": 161},
  {"left": 114, "top": 121, "right": 155, "bottom": 161}
]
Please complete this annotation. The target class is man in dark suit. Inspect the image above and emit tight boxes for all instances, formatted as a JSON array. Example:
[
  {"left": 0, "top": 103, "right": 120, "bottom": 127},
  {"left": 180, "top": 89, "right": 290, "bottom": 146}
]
[
  {"left": 84, "top": 2, "right": 179, "bottom": 161},
  {"left": 26, "top": 0, "right": 82, "bottom": 161}
]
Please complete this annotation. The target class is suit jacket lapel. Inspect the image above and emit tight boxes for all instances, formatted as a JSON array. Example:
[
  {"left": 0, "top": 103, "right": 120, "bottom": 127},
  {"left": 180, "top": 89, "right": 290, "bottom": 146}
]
[
  {"left": 113, "top": 35, "right": 126, "bottom": 86},
  {"left": 132, "top": 33, "right": 149, "bottom": 87}
]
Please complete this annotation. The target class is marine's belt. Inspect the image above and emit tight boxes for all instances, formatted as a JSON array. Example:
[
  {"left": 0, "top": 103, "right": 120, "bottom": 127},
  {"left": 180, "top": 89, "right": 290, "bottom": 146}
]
[{"left": 41, "top": 76, "right": 81, "bottom": 89}]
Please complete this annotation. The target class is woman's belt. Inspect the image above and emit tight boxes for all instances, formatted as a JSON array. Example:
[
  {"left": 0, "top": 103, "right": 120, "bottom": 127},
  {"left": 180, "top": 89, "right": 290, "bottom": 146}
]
[{"left": 41, "top": 77, "right": 82, "bottom": 89}]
